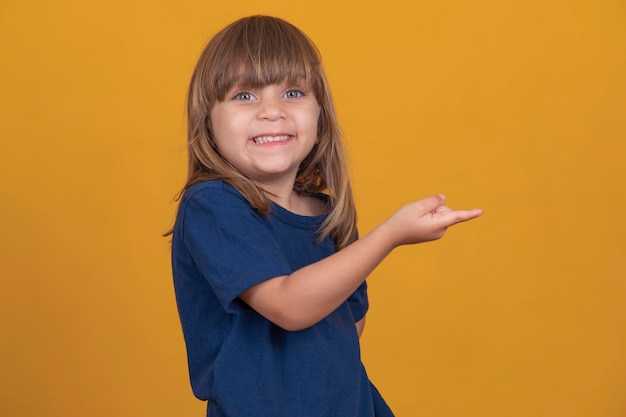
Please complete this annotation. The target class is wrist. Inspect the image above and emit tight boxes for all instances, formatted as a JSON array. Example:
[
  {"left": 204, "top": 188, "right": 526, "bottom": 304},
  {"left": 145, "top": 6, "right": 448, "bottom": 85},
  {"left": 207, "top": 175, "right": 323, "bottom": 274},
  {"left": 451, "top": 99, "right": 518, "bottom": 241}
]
[{"left": 370, "top": 219, "right": 399, "bottom": 251}]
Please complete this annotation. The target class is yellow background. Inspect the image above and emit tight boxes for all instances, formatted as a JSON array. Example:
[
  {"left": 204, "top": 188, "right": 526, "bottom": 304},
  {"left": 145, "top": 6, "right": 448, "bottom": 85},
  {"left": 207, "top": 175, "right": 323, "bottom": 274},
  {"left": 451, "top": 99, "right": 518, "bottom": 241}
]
[{"left": 1, "top": 0, "right": 624, "bottom": 416}]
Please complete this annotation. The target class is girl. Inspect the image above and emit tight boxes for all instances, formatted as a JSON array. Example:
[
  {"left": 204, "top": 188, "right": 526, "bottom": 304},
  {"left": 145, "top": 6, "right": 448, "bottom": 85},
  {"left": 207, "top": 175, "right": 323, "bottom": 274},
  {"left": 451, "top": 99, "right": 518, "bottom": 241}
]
[{"left": 170, "top": 15, "right": 482, "bottom": 417}]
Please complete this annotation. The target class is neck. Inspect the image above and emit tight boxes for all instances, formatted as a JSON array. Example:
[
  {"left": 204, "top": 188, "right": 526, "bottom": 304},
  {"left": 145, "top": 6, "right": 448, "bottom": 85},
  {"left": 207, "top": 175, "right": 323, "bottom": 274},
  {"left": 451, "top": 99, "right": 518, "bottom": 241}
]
[
  {"left": 258, "top": 179, "right": 297, "bottom": 209},
  {"left": 259, "top": 179, "right": 324, "bottom": 216}
]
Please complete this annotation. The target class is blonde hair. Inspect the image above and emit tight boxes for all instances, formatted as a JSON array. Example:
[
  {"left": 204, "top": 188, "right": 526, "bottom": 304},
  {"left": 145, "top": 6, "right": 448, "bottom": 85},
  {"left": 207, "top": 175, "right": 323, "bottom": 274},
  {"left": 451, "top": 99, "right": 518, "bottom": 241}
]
[{"left": 176, "top": 15, "right": 356, "bottom": 250}]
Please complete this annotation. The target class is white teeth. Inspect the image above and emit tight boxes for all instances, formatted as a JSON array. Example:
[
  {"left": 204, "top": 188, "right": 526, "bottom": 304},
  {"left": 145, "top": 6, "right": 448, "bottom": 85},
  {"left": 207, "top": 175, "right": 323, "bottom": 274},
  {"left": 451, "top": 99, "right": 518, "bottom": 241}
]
[{"left": 253, "top": 135, "right": 290, "bottom": 144}]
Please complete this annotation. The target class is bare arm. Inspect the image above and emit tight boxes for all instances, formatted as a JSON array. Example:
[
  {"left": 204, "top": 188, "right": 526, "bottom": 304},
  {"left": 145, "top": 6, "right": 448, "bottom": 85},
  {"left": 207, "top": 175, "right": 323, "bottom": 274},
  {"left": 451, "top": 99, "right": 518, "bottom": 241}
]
[
  {"left": 241, "top": 194, "right": 482, "bottom": 331},
  {"left": 355, "top": 316, "right": 366, "bottom": 338}
]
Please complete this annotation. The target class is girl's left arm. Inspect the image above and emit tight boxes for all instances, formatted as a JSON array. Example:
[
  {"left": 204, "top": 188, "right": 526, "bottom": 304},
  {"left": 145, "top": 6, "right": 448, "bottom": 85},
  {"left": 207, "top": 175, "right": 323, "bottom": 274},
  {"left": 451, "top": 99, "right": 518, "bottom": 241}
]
[{"left": 240, "top": 194, "right": 482, "bottom": 332}]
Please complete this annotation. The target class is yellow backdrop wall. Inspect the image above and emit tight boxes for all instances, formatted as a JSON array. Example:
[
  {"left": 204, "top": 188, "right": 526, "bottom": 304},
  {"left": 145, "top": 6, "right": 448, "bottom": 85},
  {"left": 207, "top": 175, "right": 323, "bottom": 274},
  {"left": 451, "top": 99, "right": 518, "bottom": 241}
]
[{"left": 1, "top": 1, "right": 624, "bottom": 416}]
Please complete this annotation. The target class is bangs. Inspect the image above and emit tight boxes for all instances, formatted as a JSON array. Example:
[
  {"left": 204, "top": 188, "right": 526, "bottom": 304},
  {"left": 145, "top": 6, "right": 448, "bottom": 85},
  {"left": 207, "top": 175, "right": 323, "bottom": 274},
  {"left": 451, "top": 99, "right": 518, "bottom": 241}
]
[{"left": 203, "top": 16, "right": 326, "bottom": 104}]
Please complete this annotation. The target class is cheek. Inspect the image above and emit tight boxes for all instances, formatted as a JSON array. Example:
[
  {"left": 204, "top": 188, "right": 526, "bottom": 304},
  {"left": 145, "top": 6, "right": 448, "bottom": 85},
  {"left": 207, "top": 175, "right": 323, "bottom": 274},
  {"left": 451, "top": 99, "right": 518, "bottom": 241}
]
[
  {"left": 210, "top": 110, "right": 241, "bottom": 145},
  {"left": 305, "top": 106, "right": 322, "bottom": 132}
]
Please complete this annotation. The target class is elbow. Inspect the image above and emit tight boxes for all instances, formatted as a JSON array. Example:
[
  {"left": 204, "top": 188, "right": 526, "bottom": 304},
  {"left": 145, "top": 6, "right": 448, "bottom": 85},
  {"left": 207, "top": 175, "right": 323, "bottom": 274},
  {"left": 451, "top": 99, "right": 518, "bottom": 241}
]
[
  {"left": 267, "top": 309, "right": 319, "bottom": 332},
  {"left": 278, "top": 322, "right": 309, "bottom": 332}
]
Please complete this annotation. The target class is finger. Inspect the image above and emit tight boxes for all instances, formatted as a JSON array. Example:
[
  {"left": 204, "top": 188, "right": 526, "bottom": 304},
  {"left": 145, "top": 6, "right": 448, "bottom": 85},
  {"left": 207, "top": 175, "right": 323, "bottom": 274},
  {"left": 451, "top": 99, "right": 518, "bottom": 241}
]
[
  {"left": 417, "top": 194, "right": 446, "bottom": 215},
  {"left": 445, "top": 208, "right": 483, "bottom": 225}
]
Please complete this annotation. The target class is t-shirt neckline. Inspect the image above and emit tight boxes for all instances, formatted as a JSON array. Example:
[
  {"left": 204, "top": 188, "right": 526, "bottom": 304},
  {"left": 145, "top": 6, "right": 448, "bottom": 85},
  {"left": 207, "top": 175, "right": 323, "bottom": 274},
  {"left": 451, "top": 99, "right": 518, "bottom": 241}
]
[{"left": 270, "top": 202, "right": 327, "bottom": 230}]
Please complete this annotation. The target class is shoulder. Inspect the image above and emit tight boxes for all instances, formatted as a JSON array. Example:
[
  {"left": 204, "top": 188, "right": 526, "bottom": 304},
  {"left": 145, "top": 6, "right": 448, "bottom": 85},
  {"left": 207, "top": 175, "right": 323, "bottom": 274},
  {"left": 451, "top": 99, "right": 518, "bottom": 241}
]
[
  {"left": 182, "top": 180, "right": 250, "bottom": 209},
  {"left": 176, "top": 180, "right": 256, "bottom": 231}
]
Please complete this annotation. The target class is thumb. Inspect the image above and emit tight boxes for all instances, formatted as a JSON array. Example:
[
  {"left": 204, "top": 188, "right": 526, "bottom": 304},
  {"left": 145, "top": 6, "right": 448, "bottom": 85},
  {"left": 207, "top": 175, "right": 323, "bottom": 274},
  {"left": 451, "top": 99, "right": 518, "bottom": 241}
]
[{"left": 416, "top": 194, "right": 446, "bottom": 214}]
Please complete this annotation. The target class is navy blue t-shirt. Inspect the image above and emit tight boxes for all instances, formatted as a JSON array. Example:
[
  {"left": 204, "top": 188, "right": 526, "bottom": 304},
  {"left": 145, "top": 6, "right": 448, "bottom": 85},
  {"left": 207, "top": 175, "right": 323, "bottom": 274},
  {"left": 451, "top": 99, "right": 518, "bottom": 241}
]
[{"left": 172, "top": 180, "right": 394, "bottom": 417}]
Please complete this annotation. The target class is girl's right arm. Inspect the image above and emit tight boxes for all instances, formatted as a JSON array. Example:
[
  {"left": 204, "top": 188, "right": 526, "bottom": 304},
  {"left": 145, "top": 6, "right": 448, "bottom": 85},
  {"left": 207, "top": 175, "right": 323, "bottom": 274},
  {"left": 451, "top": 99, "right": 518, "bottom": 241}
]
[{"left": 240, "top": 194, "right": 483, "bottom": 331}]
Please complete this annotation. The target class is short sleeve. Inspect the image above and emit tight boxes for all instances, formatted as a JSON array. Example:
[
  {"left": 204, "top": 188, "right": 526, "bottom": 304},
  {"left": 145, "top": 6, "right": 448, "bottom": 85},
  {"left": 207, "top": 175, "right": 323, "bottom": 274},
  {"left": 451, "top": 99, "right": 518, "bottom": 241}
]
[{"left": 177, "top": 183, "right": 293, "bottom": 313}]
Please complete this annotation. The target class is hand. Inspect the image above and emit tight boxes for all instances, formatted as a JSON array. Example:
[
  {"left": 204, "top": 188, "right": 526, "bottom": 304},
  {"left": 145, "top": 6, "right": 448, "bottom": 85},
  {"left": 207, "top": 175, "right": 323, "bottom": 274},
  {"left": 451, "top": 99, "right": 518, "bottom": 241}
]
[{"left": 382, "top": 194, "right": 483, "bottom": 247}]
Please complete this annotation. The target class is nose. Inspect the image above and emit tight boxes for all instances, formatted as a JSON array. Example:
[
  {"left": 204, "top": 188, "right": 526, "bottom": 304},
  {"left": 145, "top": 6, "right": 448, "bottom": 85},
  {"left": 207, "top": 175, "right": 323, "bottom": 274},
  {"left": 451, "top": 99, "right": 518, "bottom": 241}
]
[{"left": 257, "top": 95, "right": 286, "bottom": 121}]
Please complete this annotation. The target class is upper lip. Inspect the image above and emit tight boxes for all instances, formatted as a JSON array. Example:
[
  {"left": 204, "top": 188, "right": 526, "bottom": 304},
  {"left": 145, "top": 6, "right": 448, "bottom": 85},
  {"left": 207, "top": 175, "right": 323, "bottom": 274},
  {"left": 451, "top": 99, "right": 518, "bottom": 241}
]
[{"left": 251, "top": 132, "right": 292, "bottom": 139}]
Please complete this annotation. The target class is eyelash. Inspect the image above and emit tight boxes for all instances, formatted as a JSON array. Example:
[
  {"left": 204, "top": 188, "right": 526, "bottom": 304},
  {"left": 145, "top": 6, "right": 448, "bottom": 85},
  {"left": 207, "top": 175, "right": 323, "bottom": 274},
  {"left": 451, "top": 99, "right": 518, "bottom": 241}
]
[
  {"left": 284, "top": 90, "right": 304, "bottom": 99},
  {"left": 233, "top": 91, "right": 254, "bottom": 101},
  {"left": 231, "top": 88, "right": 306, "bottom": 101}
]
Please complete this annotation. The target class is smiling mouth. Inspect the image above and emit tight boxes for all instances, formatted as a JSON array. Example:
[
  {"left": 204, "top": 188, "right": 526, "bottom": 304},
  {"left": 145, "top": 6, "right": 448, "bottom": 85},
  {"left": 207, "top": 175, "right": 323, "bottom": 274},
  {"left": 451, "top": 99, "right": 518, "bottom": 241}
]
[{"left": 252, "top": 135, "right": 291, "bottom": 144}]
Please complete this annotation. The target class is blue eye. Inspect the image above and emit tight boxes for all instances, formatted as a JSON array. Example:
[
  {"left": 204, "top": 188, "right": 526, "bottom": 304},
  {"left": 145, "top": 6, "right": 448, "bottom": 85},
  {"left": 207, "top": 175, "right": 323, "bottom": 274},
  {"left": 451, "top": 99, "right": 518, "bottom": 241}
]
[
  {"left": 234, "top": 91, "right": 254, "bottom": 101},
  {"left": 284, "top": 90, "right": 303, "bottom": 99}
]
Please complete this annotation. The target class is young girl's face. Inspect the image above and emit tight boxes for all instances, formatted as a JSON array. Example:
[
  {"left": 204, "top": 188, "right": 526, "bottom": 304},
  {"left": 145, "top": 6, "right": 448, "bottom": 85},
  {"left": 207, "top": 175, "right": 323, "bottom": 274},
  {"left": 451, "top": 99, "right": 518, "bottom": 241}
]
[{"left": 210, "top": 80, "right": 321, "bottom": 186}]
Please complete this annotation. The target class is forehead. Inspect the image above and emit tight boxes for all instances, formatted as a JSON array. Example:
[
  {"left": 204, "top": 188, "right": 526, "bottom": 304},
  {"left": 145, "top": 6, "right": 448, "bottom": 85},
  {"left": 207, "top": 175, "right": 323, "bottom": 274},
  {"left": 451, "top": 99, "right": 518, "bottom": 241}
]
[
  {"left": 223, "top": 56, "right": 314, "bottom": 84},
  {"left": 227, "top": 77, "right": 311, "bottom": 90}
]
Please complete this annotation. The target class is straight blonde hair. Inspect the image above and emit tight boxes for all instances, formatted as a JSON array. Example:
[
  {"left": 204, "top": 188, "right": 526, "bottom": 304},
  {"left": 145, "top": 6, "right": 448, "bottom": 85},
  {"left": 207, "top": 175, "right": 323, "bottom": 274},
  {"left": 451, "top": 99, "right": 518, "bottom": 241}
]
[{"left": 175, "top": 15, "right": 357, "bottom": 250}]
